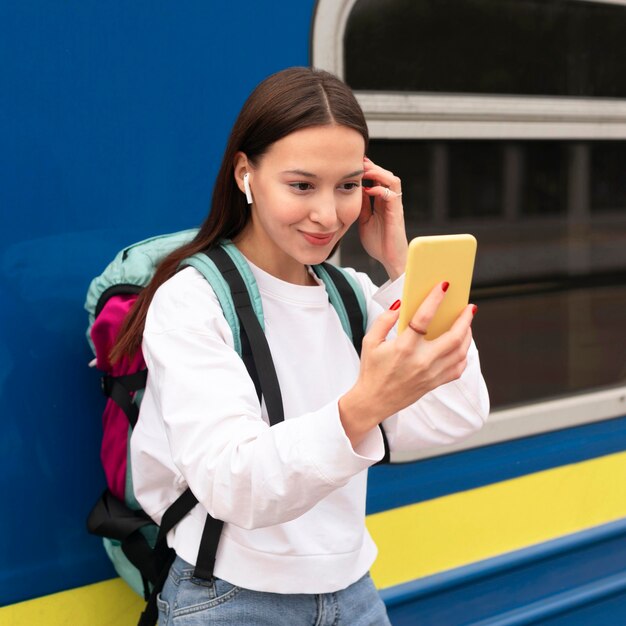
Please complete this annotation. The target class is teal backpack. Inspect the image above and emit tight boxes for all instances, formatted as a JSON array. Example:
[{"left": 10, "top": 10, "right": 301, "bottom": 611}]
[{"left": 85, "top": 230, "right": 389, "bottom": 626}]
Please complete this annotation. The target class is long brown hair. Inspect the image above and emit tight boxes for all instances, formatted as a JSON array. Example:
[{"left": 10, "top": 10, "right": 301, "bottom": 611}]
[{"left": 111, "top": 66, "right": 369, "bottom": 362}]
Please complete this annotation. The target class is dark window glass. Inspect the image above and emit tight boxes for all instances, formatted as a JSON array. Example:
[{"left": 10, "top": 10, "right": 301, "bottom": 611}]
[
  {"left": 342, "top": 140, "right": 626, "bottom": 407},
  {"left": 470, "top": 286, "right": 626, "bottom": 407},
  {"left": 345, "top": 0, "right": 626, "bottom": 97},
  {"left": 448, "top": 142, "right": 501, "bottom": 219},
  {"left": 591, "top": 143, "right": 626, "bottom": 211},
  {"left": 522, "top": 143, "right": 568, "bottom": 216}
]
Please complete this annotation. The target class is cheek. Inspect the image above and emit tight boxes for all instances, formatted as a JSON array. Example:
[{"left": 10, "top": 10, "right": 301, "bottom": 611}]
[
  {"left": 256, "top": 191, "right": 302, "bottom": 226},
  {"left": 278, "top": 199, "right": 308, "bottom": 225},
  {"left": 339, "top": 195, "right": 363, "bottom": 227}
]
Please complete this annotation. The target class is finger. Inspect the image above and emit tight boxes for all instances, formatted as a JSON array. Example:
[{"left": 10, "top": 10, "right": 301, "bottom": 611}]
[
  {"left": 418, "top": 307, "right": 473, "bottom": 370},
  {"left": 461, "top": 326, "right": 473, "bottom": 354},
  {"left": 363, "top": 185, "right": 402, "bottom": 203},
  {"left": 364, "top": 160, "right": 402, "bottom": 194},
  {"left": 363, "top": 156, "right": 394, "bottom": 179},
  {"left": 437, "top": 325, "right": 473, "bottom": 379},
  {"left": 431, "top": 304, "right": 475, "bottom": 355},
  {"left": 363, "top": 174, "right": 402, "bottom": 195},
  {"left": 358, "top": 193, "right": 373, "bottom": 222},
  {"left": 363, "top": 308, "right": 401, "bottom": 347},
  {"left": 405, "top": 281, "right": 450, "bottom": 340},
  {"left": 448, "top": 303, "right": 477, "bottom": 337},
  {"left": 451, "top": 324, "right": 473, "bottom": 360}
]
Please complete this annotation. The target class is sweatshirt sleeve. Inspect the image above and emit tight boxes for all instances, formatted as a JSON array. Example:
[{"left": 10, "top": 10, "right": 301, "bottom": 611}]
[
  {"left": 137, "top": 269, "right": 383, "bottom": 530},
  {"left": 345, "top": 269, "right": 490, "bottom": 452}
]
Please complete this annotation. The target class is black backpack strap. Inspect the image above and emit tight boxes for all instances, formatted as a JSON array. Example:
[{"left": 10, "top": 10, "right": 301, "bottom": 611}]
[
  {"left": 138, "top": 554, "right": 174, "bottom": 626},
  {"left": 156, "top": 488, "right": 199, "bottom": 543},
  {"left": 203, "top": 246, "right": 285, "bottom": 426},
  {"left": 101, "top": 369, "right": 148, "bottom": 428},
  {"left": 144, "top": 246, "right": 287, "bottom": 598},
  {"left": 317, "top": 262, "right": 365, "bottom": 356},
  {"left": 149, "top": 487, "right": 202, "bottom": 578},
  {"left": 139, "top": 488, "right": 202, "bottom": 626},
  {"left": 376, "top": 421, "right": 391, "bottom": 465},
  {"left": 192, "top": 515, "right": 225, "bottom": 580},
  {"left": 316, "top": 263, "right": 391, "bottom": 465}
]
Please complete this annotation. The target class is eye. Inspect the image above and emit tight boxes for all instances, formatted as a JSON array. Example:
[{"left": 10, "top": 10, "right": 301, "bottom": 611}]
[
  {"left": 338, "top": 182, "right": 361, "bottom": 192},
  {"left": 289, "top": 182, "right": 314, "bottom": 192}
]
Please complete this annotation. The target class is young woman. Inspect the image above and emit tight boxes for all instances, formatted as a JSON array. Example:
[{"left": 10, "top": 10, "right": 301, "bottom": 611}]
[{"left": 113, "top": 67, "right": 489, "bottom": 625}]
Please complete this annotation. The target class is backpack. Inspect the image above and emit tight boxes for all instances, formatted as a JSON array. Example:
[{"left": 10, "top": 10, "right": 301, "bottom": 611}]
[{"left": 85, "top": 230, "right": 390, "bottom": 626}]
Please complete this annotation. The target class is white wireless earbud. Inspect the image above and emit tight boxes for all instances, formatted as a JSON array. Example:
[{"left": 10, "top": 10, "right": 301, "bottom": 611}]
[{"left": 243, "top": 172, "right": 253, "bottom": 204}]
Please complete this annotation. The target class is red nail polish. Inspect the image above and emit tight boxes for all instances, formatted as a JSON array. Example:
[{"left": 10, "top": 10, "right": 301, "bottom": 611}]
[
  {"left": 471, "top": 304, "right": 478, "bottom": 315},
  {"left": 390, "top": 299, "right": 401, "bottom": 311},
  {"left": 363, "top": 186, "right": 372, "bottom": 190},
  {"left": 442, "top": 281, "right": 450, "bottom": 292}
]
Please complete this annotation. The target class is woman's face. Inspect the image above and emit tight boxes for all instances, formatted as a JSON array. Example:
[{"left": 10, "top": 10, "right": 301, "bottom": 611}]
[{"left": 237, "top": 124, "right": 365, "bottom": 284}]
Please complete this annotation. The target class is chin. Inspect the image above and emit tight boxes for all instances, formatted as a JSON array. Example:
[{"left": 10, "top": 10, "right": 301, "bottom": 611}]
[
  {"left": 298, "top": 236, "right": 343, "bottom": 264},
  {"left": 298, "top": 246, "right": 336, "bottom": 266}
]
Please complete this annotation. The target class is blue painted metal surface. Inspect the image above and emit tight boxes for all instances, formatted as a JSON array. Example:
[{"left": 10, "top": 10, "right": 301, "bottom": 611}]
[
  {"left": 369, "top": 416, "right": 626, "bottom": 624},
  {"left": 0, "top": 1, "right": 314, "bottom": 606},
  {"left": 384, "top": 518, "right": 626, "bottom": 625},
  {"left": 367, "top": 415, "right": 626, "bottom": 514}
]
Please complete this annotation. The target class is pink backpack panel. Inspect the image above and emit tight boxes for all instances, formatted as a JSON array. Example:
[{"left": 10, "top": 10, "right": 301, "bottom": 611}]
[{"left": 90, "top": 294, "right": 145, "bottom": 502}]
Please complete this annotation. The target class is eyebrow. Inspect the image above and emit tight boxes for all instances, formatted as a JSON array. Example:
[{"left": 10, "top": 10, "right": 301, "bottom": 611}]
[{"left": 281, "top": 168, "right": 365, "bottom": 179}]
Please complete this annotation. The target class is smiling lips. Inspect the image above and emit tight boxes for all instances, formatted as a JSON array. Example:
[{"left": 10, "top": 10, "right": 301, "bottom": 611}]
[{"left": 301, "top": 231, "right": 336, "bottom": 246}]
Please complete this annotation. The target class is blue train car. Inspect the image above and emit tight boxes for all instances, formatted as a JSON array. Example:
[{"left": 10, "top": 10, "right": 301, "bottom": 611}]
[{"left": 2, "top": 1, "right": 625, "bottom": 623}]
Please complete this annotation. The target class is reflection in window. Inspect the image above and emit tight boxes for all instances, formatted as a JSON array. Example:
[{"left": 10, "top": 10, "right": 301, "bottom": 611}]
[
  {"left": 448, "top": 142, "right": 501, "bottom": 219},
  {"left": 591, "top": 143, "right": 626, "bottom": 211},
  {"left": 470, "top": 286, "right": 626, "bottom": 407},
  {"left": 522, "top": 143, "right": 567, "bottom": 217},
  {"left": 345, "top": 0, "right": 626, "bottom": 97}
]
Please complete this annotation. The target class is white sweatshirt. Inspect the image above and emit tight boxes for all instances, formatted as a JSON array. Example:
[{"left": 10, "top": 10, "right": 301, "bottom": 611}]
[{"left": 131, "top": 260, "right": 489, "bottom": 594}]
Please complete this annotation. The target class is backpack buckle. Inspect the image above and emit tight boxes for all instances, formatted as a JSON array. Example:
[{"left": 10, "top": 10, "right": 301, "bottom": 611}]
[{"left": 101, "top": 375, "right": 113, "bottom": 397}]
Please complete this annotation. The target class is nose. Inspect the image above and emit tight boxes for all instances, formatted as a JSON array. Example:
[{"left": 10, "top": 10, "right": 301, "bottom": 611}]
[{"left": 309, "top": 190, "right": 340, "bottom": 229}]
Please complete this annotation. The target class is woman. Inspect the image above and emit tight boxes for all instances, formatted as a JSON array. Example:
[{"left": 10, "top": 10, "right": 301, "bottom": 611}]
[{"left": 113, "top": 66, "right": 489, "bottom": 625}]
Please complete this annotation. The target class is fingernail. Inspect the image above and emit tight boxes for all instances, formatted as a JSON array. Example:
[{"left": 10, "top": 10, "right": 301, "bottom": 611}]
[
  {"left": 389, "top": 299, "right": 401, "bottom": 311},
  {"left": 442, "top": 281, "right": 450, "bottom": 292},
  {"left": 471, "top": 304, "right": 478, "bottom": 315},
  {"left": 363, "top": 186, "right": 372, "bottom": 190}
]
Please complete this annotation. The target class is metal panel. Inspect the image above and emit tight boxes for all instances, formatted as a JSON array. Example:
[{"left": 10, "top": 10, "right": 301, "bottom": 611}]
[{"left": 0, "top": 0, "right": 315, "bottom": 606}]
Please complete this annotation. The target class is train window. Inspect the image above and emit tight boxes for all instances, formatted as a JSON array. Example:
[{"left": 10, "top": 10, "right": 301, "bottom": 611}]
[
  {"left": 339, "top": 139, "right": 626, "bottom": 409},
  {"left": 344, "top": 0, "right": 626, "bottom": 98},
  {"left": 312, "top": 0, "right": 626, "bottom": 450}
]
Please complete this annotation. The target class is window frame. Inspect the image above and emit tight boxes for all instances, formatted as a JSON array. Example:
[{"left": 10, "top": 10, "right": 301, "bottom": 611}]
[
  {"left": 311, "top": 0, "right": 626, "bottom": 456},
  {"left": 312, "top": 0, "right": 626, "bottom": 140}
]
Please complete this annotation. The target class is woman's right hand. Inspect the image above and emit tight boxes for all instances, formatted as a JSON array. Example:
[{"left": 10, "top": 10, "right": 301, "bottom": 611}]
[{"left": 338, "top": 282, "right": 476, "bottom": 448}]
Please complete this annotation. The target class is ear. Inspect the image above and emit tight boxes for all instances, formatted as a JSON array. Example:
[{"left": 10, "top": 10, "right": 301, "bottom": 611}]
[{"left": 233, "top": 152, "right": 251, "bottom": 196}]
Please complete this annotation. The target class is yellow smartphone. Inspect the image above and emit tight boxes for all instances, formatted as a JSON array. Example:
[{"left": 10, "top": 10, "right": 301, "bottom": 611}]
[{"left": 397, "top": 234, "right": 477, "bottom": 339}]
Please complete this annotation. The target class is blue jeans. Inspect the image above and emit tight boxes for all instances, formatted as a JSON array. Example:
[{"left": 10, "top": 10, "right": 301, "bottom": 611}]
[{"left": 157, "top": 555, "right": 392, "bottom": 625}]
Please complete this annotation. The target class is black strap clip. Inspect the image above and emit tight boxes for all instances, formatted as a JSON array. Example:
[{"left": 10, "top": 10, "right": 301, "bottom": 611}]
[{"left": 101, "top": 374, "right": 114, "bottom": 397}]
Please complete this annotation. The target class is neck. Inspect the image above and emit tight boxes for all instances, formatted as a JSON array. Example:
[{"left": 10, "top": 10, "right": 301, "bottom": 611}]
[{"left": 233, "top": 232, "right": 314, "bottom": 286}]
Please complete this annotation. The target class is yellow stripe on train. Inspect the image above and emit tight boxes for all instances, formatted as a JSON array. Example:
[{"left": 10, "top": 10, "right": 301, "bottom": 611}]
[
  {"left": 0, "top": 578, "right": 143, "bottom": 626},
  {"left": 367, "top": 449, "right": 626, "bottom": 589},
  {"left": 3, "top": 450, "right": 626, "bottom": 625}
]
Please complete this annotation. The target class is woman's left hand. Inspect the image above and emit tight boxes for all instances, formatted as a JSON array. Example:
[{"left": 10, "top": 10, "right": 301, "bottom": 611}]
[{"left": 359, "top": 156, "right": 408, "bottom": 281}]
